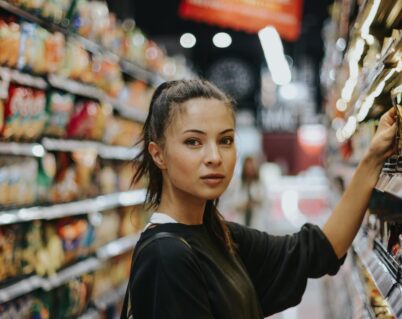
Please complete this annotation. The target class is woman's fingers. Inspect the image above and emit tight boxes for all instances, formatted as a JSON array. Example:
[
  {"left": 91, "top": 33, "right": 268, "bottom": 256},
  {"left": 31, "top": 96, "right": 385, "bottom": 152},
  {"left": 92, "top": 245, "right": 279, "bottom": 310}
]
[{"left": 379, "top": 107, "right": 397, "bottom": 129}]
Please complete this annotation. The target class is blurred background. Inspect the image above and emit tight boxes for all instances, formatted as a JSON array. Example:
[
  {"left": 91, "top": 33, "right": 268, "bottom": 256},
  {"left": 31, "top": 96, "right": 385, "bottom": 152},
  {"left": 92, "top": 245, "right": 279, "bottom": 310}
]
[{"left": 0, "top": 0, "right": 401, "bottom": 318}]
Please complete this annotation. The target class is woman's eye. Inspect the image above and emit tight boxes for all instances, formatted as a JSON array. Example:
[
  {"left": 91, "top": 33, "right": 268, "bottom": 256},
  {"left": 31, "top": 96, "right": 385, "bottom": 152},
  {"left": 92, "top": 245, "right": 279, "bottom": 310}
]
[
  {"left": 185, "top": 138, "right": 201, "bottom": 146},
  {"left": 221, "top": 136, "right": 234, "bottom": 145}
]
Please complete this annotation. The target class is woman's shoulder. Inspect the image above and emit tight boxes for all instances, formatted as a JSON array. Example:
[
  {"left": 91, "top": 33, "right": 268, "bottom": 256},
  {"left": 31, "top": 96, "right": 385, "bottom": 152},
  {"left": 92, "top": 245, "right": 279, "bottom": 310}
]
[{"left": 135, "top": 226, "right": 196, "bottom": 266}]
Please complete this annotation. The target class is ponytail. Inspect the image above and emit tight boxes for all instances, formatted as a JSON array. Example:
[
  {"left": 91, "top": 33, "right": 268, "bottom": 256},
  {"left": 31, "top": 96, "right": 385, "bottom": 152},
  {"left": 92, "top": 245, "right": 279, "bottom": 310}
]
[{"left": 204, "top": 200, "right": 235, "bottom": 255}]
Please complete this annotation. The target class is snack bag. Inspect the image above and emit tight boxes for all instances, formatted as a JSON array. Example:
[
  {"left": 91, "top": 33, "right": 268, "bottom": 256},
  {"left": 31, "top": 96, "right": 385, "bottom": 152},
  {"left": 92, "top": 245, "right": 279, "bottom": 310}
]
[
  {"left": 44, "top": 90, "right": 75, "bottom": 137},
  {"left": 0, "top": 18, "right": 20, "bottom": 67},
  {"left": 2, "top": 84, "right": 30, "bottom": 140}
]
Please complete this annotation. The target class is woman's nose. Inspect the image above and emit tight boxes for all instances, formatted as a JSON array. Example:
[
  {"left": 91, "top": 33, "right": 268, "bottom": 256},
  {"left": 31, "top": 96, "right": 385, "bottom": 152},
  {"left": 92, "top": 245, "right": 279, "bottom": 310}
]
[{"left": 205, "top": 143, "right": 222, "bottom": 166}]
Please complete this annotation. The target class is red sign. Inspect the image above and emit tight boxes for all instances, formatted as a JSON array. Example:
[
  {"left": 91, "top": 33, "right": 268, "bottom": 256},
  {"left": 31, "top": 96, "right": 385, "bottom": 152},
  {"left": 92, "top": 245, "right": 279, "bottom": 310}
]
[{"left": 179, "top": 0, "right": 303, "bottom": 41}]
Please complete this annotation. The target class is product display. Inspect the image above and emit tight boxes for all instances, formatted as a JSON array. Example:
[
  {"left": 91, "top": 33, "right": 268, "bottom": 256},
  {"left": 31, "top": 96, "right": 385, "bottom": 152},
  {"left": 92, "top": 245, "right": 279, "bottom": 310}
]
[{"left": 324, "top": 0, "right": 402, "bottom": 318}]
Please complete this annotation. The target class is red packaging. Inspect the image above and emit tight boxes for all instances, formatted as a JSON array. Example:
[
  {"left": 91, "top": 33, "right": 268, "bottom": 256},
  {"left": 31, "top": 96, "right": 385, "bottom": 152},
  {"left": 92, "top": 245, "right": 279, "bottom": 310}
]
[
  {"left": 2, "top": 85, "right": 30, "bottom": 140},
  {"left": 67, "top": 100, "right": 105, "bottom": 140}
]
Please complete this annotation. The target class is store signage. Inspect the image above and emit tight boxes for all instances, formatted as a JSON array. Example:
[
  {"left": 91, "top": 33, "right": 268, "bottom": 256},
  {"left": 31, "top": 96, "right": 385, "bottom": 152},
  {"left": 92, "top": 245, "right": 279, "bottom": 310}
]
[
  {"left": 179, "top": 0, "right": 303, "bottom": 41},
  {"left": 262, "top": 105, "right": 298, "bottom": 132}
]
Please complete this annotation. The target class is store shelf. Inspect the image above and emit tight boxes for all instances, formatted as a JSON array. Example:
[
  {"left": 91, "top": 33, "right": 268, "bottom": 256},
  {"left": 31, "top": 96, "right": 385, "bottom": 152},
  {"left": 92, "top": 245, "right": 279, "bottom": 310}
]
[
  {"left": 97, "top": 234, "right": 139, "bottom": 260},
  {"left": 0, "top": 0, "right": 165, "bottom": 87},
  {"left": 375, "top": 173, "right": 402, "bottom": 199},
  {"left": 42, "top": 137, "right": 140, "bottom": 160},
  {"left": 350, "top": 266, "right": 376, "bottom": 319},
  {"left": 120, "top": 58, "right": 165, "bottom": 87},
  {"left": 0, "top": 275, "right": 43, "bottom": 304},
  {"left": 0, "top": 66, "right": 48, "bottom": 90},
  {"left": 93, "top": 280, "right": 128, "bottom": 311},
  {"left": 41, "top": 257, "right": 101, "bottom": 291},
  {"left": 0, "top": 189, "right": 146, "bottom": 225},
  {"left": 0, "top": 142, "right": 45, "bottom": 157},
  {"left": 353, "top": 235, "right": 402, "bottom": 318},
  {"left": 47, "top": 74, "right": 103, "bottom": 100},
  {"left": 354, "top": 236, "right": 397, "bottom": 298}
]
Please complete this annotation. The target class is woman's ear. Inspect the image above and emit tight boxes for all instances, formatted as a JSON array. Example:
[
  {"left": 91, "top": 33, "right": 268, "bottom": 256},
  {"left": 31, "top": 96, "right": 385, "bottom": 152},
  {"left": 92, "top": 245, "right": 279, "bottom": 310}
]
[{"left": 148, "top": 142, "right": 166, "bottom": 169}]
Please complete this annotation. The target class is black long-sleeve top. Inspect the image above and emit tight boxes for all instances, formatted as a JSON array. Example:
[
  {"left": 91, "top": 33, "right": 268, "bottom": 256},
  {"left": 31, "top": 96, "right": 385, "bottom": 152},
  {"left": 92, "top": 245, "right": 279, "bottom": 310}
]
[{"left": 122, "top": 222, "right": 344, "bottom": 319}]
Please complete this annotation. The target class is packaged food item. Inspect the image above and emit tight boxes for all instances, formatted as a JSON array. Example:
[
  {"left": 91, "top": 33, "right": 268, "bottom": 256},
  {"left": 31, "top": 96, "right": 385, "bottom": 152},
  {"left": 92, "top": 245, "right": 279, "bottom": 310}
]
[
  {"left": 99, "top": 161, "right": 118, "bottom": 194},
  {"left": 21, "top": 220, "right": 44, "bottom": 275},
  {"left": 42, "top": 0, "right": 74, "bottom": 23},
  {"left": 144, "top": 40, "right": 165, "bottom": 72},
  {"left": 102, "top": 115, "right": 142, "bottom": 147},
  {"left": 116, "top": 161, "right": 134, "bottom": 192},
  {"left": 92, "top": 209, "right": 120, "bottom": 249},
  {"left": 0, "top": 224, "right": 23, "bottom": 281},
  {"left": 26, "top": 89, "right": 47, "bottom": 140},
  {"left": 91, "top": 55, "right": 124, "bottom": 98},
  {"left": 118, "top": 80, "right": 153, "bottom": 113},
  {"left": 44, "top": 90, "right": 75, "bottom": 137},
  {"left": 72, "top": 0, "right": 109, "bottom": 41},
  {"left": 72, "top": 149, "right": 99, "bottom": 197},
  {"left": 56, "top": 217, "right": 89, "bottom": 264},
  {"left": 119, "top": 205, "right": 144, "bottom": 237},
  {"left": 2, "top": 84, "right": 29, "bottom": 140},
  {"left": 52, "top": 273, "right": 94, "bottom": 318},
  {"left": 0, "top": 157, "right": 38, "bottom": 206},
  {"left": 36, "top": 152, "right": 56, "bottom": 203},
  {"left": 44, "top": 31, "right": 65, "bottom": 73},
  {"left": 57, "top": 41, "right": 93, "bottom": 83},
  {"left": 18, "top": 22, "right": 47, "bottom": 74},
  {"left": 50, "top": 152, "right": 79, "bottom": 202},
  {"left": 119, "top": 21, "right": 147, "bottom": 66},
  {"left": 67, "top": 100, "right": 106, "bottom": 140},
  {"left": 2, "top": 85, "right": 47, "bottom": 141},
  {"left": 0, "top": 18, "right": 20, "bottom": 68}
]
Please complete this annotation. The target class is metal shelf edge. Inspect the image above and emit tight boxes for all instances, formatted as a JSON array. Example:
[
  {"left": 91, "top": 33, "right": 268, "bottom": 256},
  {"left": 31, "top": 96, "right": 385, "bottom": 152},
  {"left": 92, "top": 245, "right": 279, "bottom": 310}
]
[
  {"left": 97, "top": 234, "right": 139, "bottom": 260},
  {"left": 0, "top": 189, "right": 146, "bottom": 225}
]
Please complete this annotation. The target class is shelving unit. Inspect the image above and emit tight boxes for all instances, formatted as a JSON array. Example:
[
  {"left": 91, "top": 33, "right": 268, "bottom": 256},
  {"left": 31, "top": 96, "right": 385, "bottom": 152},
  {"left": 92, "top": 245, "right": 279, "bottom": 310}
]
[
  {"left": 0, "top": 0, "right": 165, "bottom": 87},
  {"left": 0, "top": 1, "right": 178, "bottom": 317},
  {"left": 0, "top": 188, "right": 146, "bottom": 225},
  {"left": 0, "top": 66, "right": 48, "bottom": 90},
  {"left": 0, "top": 233, "right": 139, "bottom": 304},
  {"left": 93, "top": 280, "right": 128, "bottom": 311},
  {"left": 323, "top": 0, "right": 402, "bottom": 317}
]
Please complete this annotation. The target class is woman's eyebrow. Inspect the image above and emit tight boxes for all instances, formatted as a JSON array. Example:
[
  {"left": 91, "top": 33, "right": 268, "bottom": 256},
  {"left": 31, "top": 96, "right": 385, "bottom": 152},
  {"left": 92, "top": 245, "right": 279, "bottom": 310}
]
[{"left": 182, "top": 128, "right": 234, "bottom": 134}]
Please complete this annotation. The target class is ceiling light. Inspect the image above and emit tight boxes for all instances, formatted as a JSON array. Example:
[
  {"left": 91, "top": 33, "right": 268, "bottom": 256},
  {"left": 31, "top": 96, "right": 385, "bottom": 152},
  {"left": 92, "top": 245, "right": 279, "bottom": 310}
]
[
  {"left": 180, "top": 33, "right": 196, "bottom": 49},
  {"left": 258, "top": 26, "right": 291, "bottom": 86},
  {"left": 212, "top": 32, "right": 232, "bottom": 48}
]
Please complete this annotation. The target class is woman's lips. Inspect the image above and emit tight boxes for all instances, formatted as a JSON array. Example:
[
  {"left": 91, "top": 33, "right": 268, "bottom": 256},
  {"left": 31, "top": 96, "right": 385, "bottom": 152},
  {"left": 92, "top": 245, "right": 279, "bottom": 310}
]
[{"left": 201, "top": 174, "right": 225, "bottom": 186}]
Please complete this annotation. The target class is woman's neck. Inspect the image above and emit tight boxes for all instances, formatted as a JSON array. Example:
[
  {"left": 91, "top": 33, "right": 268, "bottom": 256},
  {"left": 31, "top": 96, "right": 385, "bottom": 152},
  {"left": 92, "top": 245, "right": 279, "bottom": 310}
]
[{"left": 157, "top": 187, "right": 206, "bottom": 225}]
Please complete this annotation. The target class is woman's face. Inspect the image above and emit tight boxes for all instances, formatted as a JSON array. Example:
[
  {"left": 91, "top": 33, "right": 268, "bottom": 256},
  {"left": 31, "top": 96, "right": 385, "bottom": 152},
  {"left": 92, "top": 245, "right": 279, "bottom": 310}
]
[{"left": 160, "top": 97, "right": 236, "bottom": 201}]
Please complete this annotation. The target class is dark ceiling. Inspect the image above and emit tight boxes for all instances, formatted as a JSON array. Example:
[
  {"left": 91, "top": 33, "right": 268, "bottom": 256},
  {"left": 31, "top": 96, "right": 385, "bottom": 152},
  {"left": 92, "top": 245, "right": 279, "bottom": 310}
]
[{"left": 107, "top": 0, "right": 334, "bottom": 114}]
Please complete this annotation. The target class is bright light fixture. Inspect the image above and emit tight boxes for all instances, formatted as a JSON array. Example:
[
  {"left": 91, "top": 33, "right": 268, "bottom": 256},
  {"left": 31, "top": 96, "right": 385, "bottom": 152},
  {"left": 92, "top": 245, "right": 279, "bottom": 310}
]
[
  {"left": 212, "top": 32, "right": 232, "bottom": 48},
  {"left": 180, "top": 33, "right": 196, "bottom": 49},
  {"left": 258, "top": 26, "right": 291, "bottom": 86}
]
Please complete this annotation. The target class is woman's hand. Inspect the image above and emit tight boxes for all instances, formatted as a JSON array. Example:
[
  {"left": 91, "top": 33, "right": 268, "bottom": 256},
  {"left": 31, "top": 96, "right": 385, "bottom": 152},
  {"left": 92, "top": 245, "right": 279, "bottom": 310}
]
[{"left": 366, "top": 107, "right": 398, "bottom": 165}]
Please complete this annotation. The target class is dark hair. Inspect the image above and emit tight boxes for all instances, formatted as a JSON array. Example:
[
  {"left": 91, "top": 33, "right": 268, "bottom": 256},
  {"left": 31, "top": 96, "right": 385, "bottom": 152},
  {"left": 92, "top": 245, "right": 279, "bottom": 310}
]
[{"left": 132, "top": 79, "right": 236, "bottom": 254}]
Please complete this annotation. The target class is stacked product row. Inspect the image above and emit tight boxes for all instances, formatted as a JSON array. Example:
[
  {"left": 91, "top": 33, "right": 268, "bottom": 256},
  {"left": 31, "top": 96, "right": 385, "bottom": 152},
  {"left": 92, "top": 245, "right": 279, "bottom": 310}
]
[
  {"left": 0, "top": 1, "right": 186, "bottom": 318},
  {"left": 323, "top": 0, "right": 402, "bottom": 318}
]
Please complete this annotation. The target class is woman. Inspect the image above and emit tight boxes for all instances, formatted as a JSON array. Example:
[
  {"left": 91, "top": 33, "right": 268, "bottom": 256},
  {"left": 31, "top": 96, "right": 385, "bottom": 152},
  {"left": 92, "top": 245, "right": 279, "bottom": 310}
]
[{"left": 121, "top": 79, "right": 396, "bottom": 319}]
